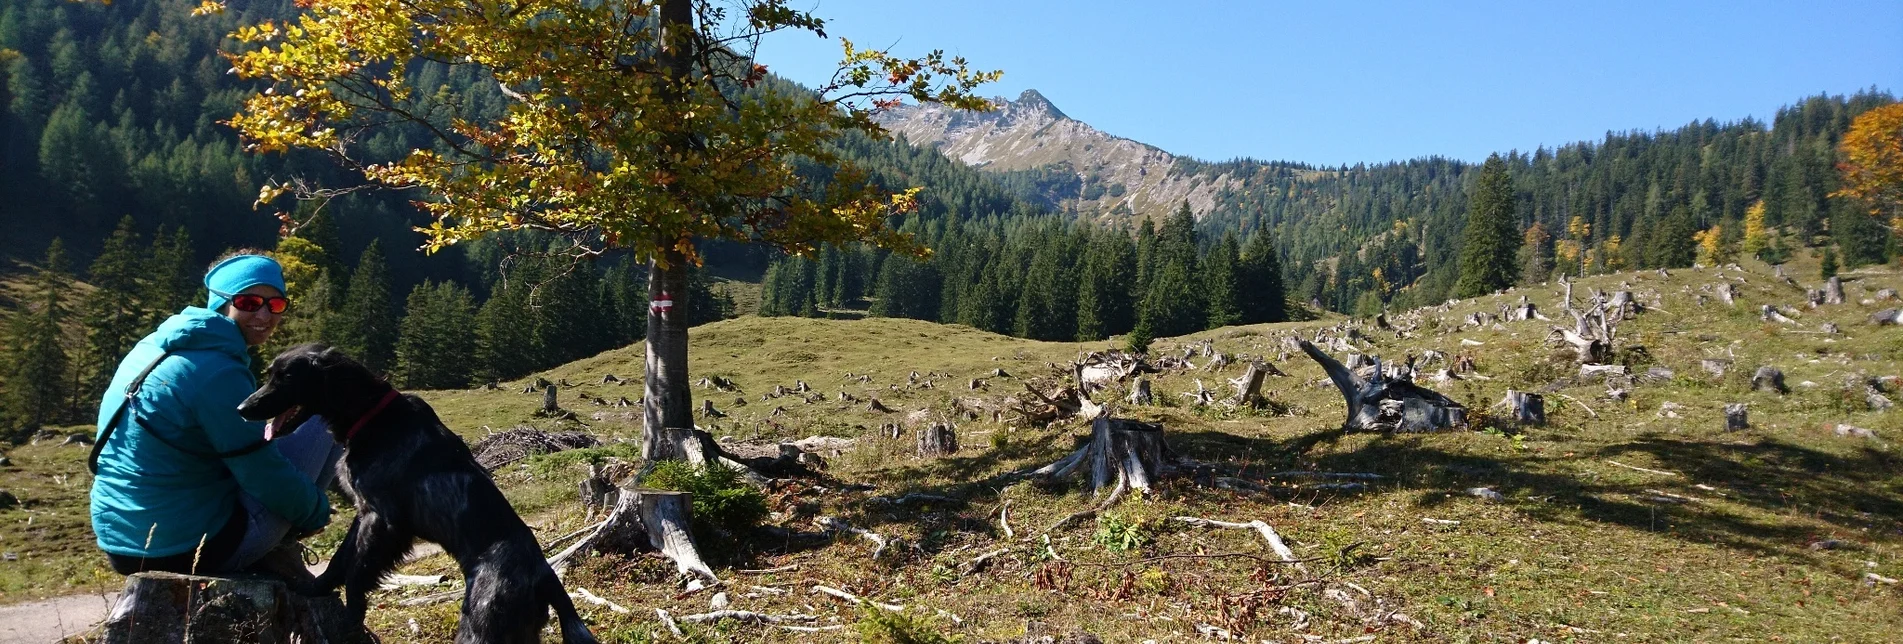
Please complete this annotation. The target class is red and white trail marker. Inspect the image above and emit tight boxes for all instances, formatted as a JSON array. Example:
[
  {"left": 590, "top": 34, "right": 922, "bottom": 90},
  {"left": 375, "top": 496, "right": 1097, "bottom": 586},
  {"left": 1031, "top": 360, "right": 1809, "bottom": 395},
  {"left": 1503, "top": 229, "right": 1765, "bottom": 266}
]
[{"left": 651, "top": 291, "right": 674, "bottom": 317}]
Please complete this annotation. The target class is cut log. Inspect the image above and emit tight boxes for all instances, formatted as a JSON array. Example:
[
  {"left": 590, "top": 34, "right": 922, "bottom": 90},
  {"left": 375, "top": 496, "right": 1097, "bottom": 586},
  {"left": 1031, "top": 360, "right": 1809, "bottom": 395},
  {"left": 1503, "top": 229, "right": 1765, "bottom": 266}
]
[
  {"left": 101, "top": 572, "right": 366, "bottom": 644},
  {"left": 1228, "top": 362, "right": 1270, "bottom": 407},
  {"left": 917, "top": 423, "right": 958, "bottom": 457},
  {"left": 1825, "top": 276, "right": 1845, "bottom": 305},
  {"left": 1298, "top": 340, "right": 1467, "bottom": 433},
  {"left": 1724, "top": 404, "right": 1748, "bottom": 431},
  {"left": 1126, "top": 378, "right": 1154, "bottom": 406},
  {"left": 1501, "top": 390, "right": 1546, "bottom": 427},
  {"left": 1751, "top": 366, "right": 1788, "bottom": 394}
]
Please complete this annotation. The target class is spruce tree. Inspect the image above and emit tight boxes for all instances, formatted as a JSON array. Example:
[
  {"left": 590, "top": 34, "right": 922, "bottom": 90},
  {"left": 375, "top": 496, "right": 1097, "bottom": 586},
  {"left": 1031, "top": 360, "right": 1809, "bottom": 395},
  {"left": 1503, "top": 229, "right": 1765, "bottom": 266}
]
[
  {"left": 476, "top": 274, "right": 541, "bottom": 381},
  {"left": 1454, "top": 154, "right": 1520, "bottom": 297},
  {"left": 871, "top": 257, "right": 942, "bottom": 321},
  {"left": 145, "top": 226, "right": 198, "bottom": 321},
  {"left": 1076, "top": 230, "right": 1137, "bottom": 340},
  {"left": 1820, "top": 246, "right": 1839, "bottom": 279},
  {"left": 1013, "top": 233, "right": 1078, "bottom": 341},
  {"left": 1202, "top": 232, "right": 1242, "bottom": 328},
  {"left": 1650, "top": 206, "right": 1698, "bottom": 269},
  {"left": 1134, "top": 202, "right": 1203, "bottom": 337},
  {"left": 1237, "top": 229, "right": 1287, "bottom": 323},
  {"left": 336, "top": 241, "right": 397, "bottom": 373},
  {"left": 395, "top": 281, "right": 478, "bottom": 389},
  {"left": 3, "top": 240, "right": 75, "bottom": 433},
  {"left": 81, "top": 217, "right": 148, "bottom": 401}
]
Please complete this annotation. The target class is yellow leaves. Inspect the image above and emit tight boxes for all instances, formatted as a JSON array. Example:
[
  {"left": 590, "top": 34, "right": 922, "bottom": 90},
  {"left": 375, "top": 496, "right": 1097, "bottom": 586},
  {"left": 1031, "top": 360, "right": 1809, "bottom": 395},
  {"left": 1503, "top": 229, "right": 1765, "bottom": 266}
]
[
  {"left": 191, "top": 0, "right": 227, "bottom": 16},
  {"left": 254, "top": 183, "right": 289, "bottom": 210},
  {"left": 1834, "top": 103, "right": 1903, "bottom": 220},
  {"left": 1693, "top": 225, "right": 1722, "bottom": 264},
  {"left": 1742, "top": 201, "right": 1768, "bottom": 255}
]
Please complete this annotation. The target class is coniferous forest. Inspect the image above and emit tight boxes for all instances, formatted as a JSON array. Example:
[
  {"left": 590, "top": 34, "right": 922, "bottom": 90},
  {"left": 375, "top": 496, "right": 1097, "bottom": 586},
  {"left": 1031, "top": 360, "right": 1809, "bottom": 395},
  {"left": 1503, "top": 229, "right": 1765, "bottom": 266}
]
[{"left": 0, "top": 0, "right": 1895, "bottom": 435}]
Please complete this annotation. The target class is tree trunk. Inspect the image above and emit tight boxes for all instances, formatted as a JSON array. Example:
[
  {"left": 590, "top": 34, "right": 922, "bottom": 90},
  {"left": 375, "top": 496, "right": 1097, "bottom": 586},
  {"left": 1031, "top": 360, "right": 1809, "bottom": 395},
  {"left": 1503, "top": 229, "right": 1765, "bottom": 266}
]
[
  {"left": 1724, "top": 403, "right": 1748, "bottom": 431},
  {"left": 1502, "top": 390, "right": 1545, "bottom": 426},
  {"left": 916, "top": 423, "right": 957, "bottom": 457},
  {"left": 637, "top": 490, "right": 718, "bottom": 583},
  {"left": 101, "top": 572, "right": 367, "bottom": 644},
  {"left": 643, "top": 251, "right": 694, "bottom": 462}
]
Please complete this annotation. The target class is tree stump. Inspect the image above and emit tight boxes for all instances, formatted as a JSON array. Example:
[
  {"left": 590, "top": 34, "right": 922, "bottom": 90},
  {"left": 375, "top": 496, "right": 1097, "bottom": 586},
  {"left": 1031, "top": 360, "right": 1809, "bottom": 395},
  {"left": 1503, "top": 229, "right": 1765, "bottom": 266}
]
[
  {"left": 554, "top": 488, "right": 718, "bottom": 585},
  {"left": 1700, "top": 359, "right": 1732, "bottom": 378},
  {"left": 1724, "top": 403, "right": 1748, "bottom": 431},
  {"left": 1298, "top": 340, "right": 1466, "bottom": 433},
  {"left": 580, "top": 463, "right": 617, "bottom": 517},
  {"left": 1716, "top": 282, "right": 1737, "bottom": 307},
  {"left": 1033, "top": 417, "right": 1171, "bottom": 499},
  {"left": 867, "top": 399, "right": 895, "bottom": 413},
  {"left": 1501, "top": 390, "right": 1545, "bottom": 427},
  {"left": 1228, "top": 362, "right": 1270, "bottom": 407},
  {"left": 1825, "top": 276, "right": 1845, "bottom": 305},
  {"left": 1751, "top": 366, "right": 1788, "bottom": 394},
  {"left": 101, "top": 572, "right": 367, "bottom": 644},
  {"left": 1762, "top": 305, "right": 1800, "bottom": 325},
  {"left": 1126, "top": 378, "right": 1154, "bottom": 406},
  {"left": 542, "top": 384, "right": 559, "bottom": 414},
  {"left": 699, "top": 399, "right": 725, "bottom": 419},
  {"left": 917, "top": 423, "right": 958, "bottom": 457}
]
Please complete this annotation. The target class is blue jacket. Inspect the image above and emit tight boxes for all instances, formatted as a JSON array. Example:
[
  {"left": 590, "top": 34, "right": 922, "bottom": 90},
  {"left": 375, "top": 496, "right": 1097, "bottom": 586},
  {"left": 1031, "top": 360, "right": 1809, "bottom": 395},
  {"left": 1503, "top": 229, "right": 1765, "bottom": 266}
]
[{"left": 89, "top": 308, "right": 330, "bottom": 558}]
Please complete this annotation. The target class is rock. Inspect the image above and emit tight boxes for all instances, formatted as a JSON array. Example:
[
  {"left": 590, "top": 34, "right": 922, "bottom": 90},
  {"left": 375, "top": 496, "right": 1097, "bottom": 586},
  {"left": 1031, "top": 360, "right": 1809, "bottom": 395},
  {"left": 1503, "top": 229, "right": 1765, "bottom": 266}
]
[
  {"left": 101, "top": 572, "right": 368, "bottom": 644},
  {"left": 0, "top": 489, "right": 16, "bottom": 510},
  {"left": 1656, "top": 402, "right": 1684, "bottom": 419},
  {"left": 1751, "top": 366, "right": 1788, "bottom": 394},
  {"left": 710, "top": 592, "right": 730, "bottom": 610},
  {"left": 1467, "top": 487, "right": 1505, "bottom": 503}
]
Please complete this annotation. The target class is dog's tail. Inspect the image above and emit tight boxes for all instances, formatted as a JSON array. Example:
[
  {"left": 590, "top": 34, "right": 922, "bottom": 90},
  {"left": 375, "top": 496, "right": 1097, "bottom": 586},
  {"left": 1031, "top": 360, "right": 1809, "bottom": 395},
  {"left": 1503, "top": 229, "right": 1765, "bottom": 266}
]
[{"left": 545, "top": 576, "right": 599, "bottom": 644}]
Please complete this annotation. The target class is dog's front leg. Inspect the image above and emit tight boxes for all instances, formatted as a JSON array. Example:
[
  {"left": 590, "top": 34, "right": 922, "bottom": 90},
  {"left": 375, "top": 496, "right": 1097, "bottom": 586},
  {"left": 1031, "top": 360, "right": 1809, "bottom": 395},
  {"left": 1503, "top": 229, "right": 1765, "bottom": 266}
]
[
  {"left": 309, "top": 515, "right": 364, "bottom": 595},
  {"left": 338, "top": 516, "right": 412, "bottom": 623}
]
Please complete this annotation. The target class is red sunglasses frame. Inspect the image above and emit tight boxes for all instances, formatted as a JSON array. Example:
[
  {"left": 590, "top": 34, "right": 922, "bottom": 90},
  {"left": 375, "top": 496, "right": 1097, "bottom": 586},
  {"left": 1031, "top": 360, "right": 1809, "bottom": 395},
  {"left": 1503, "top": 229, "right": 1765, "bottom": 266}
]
[{"left": 229, "top": 293, "right": 291, "bottom": 314}]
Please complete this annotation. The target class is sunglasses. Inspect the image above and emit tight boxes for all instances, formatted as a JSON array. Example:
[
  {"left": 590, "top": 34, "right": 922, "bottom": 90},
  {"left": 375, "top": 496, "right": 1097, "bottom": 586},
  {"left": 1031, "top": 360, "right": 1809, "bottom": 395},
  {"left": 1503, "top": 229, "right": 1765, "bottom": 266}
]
[{"left": 229, "top": 293, "right": 291, "bottom": 314}]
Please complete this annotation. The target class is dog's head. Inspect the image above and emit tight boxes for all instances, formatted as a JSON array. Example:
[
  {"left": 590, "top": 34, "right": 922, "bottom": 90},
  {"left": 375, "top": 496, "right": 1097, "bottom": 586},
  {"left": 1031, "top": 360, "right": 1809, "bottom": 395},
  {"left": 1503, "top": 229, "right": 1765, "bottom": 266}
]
[{"left": 238, "top": 343, "right": 382, "bottom": 423}]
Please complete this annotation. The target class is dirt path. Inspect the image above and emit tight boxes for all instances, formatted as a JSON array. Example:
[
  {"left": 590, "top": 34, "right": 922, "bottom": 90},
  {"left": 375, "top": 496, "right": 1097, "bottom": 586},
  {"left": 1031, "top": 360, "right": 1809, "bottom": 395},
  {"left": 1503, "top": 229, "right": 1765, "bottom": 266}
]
[{"left": 0, "top": 592, "right": 120, "bottom": 644}]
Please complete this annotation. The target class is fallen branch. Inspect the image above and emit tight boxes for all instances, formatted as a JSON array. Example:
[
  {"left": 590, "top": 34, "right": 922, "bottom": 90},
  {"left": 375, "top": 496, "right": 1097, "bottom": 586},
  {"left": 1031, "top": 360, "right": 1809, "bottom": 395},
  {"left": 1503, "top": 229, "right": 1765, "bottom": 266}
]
[
  {"left": 815, "top": 516, "right": 891, "bottom": 559},
  {"left": 998, "top": 500, "right": 1015, "bottom": 539},
  {"left": 736, "top": 565, "right": 799, "bottom": 575},
  {"left": 1553, "top": 393, "right": 1598, "bottom": 419},
  {"left": 378, "top": 574, "right": 448, "bottom": 590},
  {"left": 1260, "top": 471, "right": 1385, "bottom": 480},
  {"left": 657, "top": 608, "right": 684, "bottom": 637},
  {"left": 962, "top": 548, "right": 1010, "bottom": 577},
  {"left": 677, "top": 609, "right": 819, "bottom": 626},
  {"left": 1605, "top": 460, "right": 1680, "bottom": 477},
  {"left": 397, "top": 588, "right": 464, "bottom": 606},
  {"left": 813, "top": 585, "right": 905, "bottom": 612},
  {"left": 1172, "top": 516, "right": 1306, "bottom": 574},
  {"left": 540, "top": 519, "right": 611, "bottom": 554},
  {"left": 569, "top": 587, "right": 630, "bottom": 614}
]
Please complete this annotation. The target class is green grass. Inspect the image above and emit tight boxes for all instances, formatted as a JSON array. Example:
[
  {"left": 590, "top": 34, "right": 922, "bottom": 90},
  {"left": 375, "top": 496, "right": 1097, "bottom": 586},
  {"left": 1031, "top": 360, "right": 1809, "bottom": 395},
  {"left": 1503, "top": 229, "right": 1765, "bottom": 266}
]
[{"left": 7, "top": 254, "right": 1902, "bottom": 642}]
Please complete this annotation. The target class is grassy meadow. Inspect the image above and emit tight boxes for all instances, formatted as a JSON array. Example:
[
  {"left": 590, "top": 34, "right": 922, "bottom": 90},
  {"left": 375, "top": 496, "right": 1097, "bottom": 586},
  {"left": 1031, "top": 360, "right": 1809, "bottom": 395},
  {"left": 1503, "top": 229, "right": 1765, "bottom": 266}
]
[{"left": 3, "top": 254, "right": 1901, "bottom": 642}]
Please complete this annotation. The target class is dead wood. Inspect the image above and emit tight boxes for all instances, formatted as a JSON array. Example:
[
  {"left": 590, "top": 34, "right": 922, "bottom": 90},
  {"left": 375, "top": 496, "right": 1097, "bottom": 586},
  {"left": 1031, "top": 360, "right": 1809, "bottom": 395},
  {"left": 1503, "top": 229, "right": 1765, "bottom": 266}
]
[
  {"left": 1228, "top": 362, "right": 1271, "bottom": 407},
  {"left": 1724, "top": 403, "right": 1748, "bottom": 431},
  {"left": 1298, "top": 340, "right": 1467, "bottom": 433},
  {"left": 1825, "top": 276, "right": 1845, "bottom": 305},
  {"left": 1500, "top": 390, "right": 1546, "bottom": 426},
  {"left": 916, "top": 423, "right": 958, "bottom": 457},
  {"left": 1751, "top": 366, "right": 1788, "bottom": 394},
  {"left": 1126, "top": 378, "right": 1155, "bottom": 406},
  {"left": 1762, "top": 304, "right": 1800, "bottom": 325},
  {"left": 1172, "top": 517, "right": 1306, "bottom": 574}
]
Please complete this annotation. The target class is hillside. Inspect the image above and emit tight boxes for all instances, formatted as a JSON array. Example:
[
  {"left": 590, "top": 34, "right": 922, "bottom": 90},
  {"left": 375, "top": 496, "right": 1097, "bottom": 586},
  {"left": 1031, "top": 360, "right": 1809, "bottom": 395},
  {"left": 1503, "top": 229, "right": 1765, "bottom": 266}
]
[
  {"left": 5, "top": 253, "right": 1900, "bottom": 641},
  {"left": 876, "top": 89, "right": 1260, "bottom": 221}
]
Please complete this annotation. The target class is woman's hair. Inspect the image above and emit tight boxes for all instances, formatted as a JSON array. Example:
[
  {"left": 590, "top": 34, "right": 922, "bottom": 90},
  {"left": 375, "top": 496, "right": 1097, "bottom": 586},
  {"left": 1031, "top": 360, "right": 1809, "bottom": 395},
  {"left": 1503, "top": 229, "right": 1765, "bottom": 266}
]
[{"left": 206, "top": 247, "right": 275, "bottom": 276}]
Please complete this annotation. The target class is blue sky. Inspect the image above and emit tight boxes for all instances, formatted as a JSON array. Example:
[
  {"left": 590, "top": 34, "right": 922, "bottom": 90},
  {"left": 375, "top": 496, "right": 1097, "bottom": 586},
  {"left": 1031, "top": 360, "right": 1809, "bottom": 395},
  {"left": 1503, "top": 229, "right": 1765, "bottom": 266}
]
[{"left": 756, "top": 1, "right": 1903, "bottom": 166}]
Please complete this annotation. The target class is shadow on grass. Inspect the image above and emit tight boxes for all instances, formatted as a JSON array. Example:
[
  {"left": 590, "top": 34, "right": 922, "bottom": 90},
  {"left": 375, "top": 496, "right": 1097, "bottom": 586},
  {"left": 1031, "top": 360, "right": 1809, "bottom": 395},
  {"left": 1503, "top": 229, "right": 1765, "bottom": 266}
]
[{"left": 842, "top": 417, "right": 1903, "bottom": 563}]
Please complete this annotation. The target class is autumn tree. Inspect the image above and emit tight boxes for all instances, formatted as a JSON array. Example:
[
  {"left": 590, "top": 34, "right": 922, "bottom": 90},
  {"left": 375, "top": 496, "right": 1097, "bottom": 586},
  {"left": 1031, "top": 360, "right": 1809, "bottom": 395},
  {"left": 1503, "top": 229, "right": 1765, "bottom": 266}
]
[
  {"left": 226, "top": 0, "right": 996, "bottom": 458},
  {"left": 1742, "top": 201, "right": 1770, "bottom": 258},
  {"left": 1834, "top": 103, "right": 1903, "bottom": 230}
]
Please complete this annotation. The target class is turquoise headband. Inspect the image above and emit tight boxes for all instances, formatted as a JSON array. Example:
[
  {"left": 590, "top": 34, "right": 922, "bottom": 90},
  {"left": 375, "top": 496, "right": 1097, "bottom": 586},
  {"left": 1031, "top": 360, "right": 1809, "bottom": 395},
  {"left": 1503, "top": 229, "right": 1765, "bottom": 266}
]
[{"left": 204, "top": 254, "right": 287, "bottom": 311}]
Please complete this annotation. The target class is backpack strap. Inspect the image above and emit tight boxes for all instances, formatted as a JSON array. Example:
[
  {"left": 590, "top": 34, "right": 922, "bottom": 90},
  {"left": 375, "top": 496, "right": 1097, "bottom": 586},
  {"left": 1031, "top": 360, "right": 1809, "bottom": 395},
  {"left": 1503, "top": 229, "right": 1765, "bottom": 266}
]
[{"left": 87, "top": 352, "right": 271, "bottom": 475}]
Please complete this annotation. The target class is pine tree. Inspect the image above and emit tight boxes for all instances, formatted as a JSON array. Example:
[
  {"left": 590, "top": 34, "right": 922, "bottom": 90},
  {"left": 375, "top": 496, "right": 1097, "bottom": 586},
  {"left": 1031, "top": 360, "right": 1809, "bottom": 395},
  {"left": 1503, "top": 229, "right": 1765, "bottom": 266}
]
[
  {"left": 871, "top": 257, "right": 942, "bottom": 321},
  {"left": 1076, "top": 230, "right": 1137, "bottom": 340},
  {"left": 81, "top": 217, "right": 148, "bottom": 401},
  {"left": 1454, "top": 154, "right": 1520, "bottom": 297},
  {"left": 477, "top": 273, "right": 541, "bottom": 381},
  {"left": 1650, "top": 205, "right": 1698, "bottom": 269},
  {"left": 336, "top": 241, "right": 397, "bottom": 373},
  {"left": 3, "top": 240, "right": 75, "bottom": 434},
  {"left": 1237, "top": 228, "right": 1287, "bottom": 323},
  {"left": 1134, "top": 202, "right": 1203, "bottom": 336},
  {"left": 395, "top": 281, "right": 478, "bottom": 389},
  {"left": 1013, "top": 233, "right": 1078, "bottom": 341},
  {"left": 1834, "top": 204, "right": 1890, "bottom": 267},
  {"left": 1134, "top": 218, "right": 1157, "bottom": 294},
  {"left": 145, "top": 226, "right": 198, "bottom": 322},
  {"left": 1202, "top": 232, "right": 1242, "bottom": 328},
  {"left": 1820, "top": 246, "right": 1840, "bottom": 279}
]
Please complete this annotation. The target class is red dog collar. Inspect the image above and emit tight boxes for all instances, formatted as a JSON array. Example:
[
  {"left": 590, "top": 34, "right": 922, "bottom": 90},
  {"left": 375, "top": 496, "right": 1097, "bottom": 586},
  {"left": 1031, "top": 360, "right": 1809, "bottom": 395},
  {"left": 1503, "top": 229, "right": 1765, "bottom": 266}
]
[{"left": 344, "top": 390, "right": 400, "bottom": 443}]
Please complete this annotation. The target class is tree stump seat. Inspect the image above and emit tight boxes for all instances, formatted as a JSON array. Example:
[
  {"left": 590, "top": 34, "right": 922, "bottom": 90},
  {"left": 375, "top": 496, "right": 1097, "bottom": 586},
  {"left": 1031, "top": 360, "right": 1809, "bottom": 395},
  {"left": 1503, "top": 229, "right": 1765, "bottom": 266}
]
[{"left": 100, "top": 572, "right": 368, "bottom": 644}]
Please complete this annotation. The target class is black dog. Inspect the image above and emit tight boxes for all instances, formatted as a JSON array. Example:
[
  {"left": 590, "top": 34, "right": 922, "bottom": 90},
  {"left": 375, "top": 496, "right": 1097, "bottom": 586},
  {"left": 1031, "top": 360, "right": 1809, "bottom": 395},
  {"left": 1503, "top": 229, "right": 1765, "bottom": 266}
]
[{"left": 238, "top": 344, "right": 597, "bottom": 644}]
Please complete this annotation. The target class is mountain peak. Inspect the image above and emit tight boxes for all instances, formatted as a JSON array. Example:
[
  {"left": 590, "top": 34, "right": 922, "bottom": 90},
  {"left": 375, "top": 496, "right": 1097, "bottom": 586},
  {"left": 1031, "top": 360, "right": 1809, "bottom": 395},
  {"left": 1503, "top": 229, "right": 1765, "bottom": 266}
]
[{"left": 1012, "top": 89, "right": 1066, "bottom": 120}]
